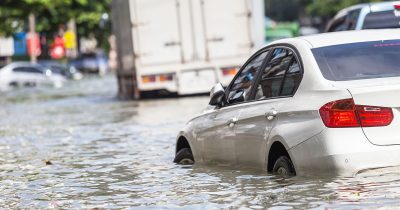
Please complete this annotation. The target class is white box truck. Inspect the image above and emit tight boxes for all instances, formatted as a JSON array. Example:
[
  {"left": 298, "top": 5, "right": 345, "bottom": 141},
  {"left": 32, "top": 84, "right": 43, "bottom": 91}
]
[{"left": 129, "top": 0, "right": 265, "bottom": 96}]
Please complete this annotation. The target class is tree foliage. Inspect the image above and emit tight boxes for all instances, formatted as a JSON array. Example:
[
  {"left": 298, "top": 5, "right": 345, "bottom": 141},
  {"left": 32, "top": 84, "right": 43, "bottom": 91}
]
[
  {"left": 0, "top": 0, "right": 111, "bottom": 48},
  {"left": 265, "top": 0, "right": 303, "bottom": 21}
]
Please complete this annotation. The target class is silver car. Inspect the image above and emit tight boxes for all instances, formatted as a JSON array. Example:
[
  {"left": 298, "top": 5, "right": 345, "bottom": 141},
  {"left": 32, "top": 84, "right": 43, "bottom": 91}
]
[
  {"left": 0, "top": 62, "right": 66, "bottom": 91},
  {"left": 174, "top": 29, "right": 400, "bottom": 177},
  {"left": 326, "top": 1, "right": 400, "bottom": 32}
]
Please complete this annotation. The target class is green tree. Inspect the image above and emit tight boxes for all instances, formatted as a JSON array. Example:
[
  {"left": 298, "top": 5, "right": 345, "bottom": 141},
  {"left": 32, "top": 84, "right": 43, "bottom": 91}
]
[
  {"left": 265, "top": 0, "right": 302, "bottom": 21},
  {"left": 0, "top": 0, "right": 111, "bottom": 49}
]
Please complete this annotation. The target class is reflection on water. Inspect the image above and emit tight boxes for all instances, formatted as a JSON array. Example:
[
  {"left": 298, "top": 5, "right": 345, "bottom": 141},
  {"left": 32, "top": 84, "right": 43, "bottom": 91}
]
[{"left": 1, "top": 75, "right": 400, "bottom": 209}]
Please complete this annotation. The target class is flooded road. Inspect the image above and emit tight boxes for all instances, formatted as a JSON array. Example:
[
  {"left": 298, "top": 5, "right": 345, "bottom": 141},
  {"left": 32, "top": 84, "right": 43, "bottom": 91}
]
[{"left": 1, "top": 75, "right": 400, "bottom": 209}]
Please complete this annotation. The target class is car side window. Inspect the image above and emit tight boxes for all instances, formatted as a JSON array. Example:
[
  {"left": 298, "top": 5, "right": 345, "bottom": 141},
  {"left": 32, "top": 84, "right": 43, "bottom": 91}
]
[
  {"left": 226, "top": 51, "right": 269, "bottom": 105},
  {"left": 280, "top": 59, "right": 301, "bottom": 96},
  {"left": 327, "top": 15, "right": 347, "bottom": 32},
  {"left": 13, "top": 67, "right": 42, "bottom": 74},
  {"left": 254, "top": 48, "right": 302, "bottom": 100},
  {"left": 346, "top": 9, "right": 361, "bottom": 30}
]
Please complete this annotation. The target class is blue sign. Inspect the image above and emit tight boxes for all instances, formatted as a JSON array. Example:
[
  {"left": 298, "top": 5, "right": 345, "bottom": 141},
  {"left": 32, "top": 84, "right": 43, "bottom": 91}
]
[{"left": 14, "top": 32, "right": 27, "bottom": 56}]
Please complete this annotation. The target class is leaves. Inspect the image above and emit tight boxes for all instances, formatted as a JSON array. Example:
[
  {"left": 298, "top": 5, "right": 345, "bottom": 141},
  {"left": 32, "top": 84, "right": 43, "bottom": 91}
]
[{"left": 0, "top": 0, "right": 111, "bottom": 49}]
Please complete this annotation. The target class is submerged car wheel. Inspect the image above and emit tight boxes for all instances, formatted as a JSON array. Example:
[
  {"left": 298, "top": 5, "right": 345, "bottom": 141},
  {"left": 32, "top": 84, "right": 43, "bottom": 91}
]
[
  {"left": 174, "top": 148, "right": 194, "bottom": 165},
  {"left": 273, "top": 156, "right": 295, "bottom": 176}
]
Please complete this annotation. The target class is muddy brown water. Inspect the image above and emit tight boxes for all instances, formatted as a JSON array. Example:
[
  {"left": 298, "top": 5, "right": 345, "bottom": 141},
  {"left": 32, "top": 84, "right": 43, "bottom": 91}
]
[{"left": 1, "top": 75, "right": 400, "bottom": 209}]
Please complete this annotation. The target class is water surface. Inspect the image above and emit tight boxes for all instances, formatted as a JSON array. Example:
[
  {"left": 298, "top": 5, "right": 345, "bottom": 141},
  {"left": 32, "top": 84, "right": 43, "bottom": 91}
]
[{"left": 0, "top": 75, "right": 400, "bottom": 209}]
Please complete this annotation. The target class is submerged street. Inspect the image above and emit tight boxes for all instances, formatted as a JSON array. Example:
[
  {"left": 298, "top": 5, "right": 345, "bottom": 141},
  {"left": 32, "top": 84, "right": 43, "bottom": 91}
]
[{"left": 1, "top": 76, "right": 400, "bottom": 209}]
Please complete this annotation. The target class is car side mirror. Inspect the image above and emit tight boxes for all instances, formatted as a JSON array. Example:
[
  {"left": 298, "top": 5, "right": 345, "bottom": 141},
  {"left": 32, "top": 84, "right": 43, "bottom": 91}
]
[
  {"left": 228, "top": 89, "right": 245, "bottom": 104},
  {"left": 209, "top": 83, "right": 225, "bottom": 106}
]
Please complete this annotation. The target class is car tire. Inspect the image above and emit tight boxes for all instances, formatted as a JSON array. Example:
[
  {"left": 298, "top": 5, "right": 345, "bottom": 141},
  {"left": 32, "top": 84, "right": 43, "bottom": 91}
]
[
  {"left": 273, "top": 156, "right": 295, "bottom": 176},
  {"left": 173, "top": 148, "right": 194, "bottom": 165}
]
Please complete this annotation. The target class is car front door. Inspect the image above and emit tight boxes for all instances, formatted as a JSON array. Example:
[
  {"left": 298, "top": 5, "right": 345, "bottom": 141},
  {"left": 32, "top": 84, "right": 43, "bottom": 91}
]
[
  {"left": 13, "top": 66, "right": 47, "bottom": 86},
  {"left": 234, "top": 47, "right": 303, "bottom": 168},
  {"left": 199, "top": 49, "right": 269, "bottom": 164}
]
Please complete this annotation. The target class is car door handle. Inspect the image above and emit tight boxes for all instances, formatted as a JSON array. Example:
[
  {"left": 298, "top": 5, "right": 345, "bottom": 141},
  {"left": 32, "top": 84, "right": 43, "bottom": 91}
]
[
  {"left": 227, "top": 117, "right": 238, "bottom": 128},
  {"left": 265, "top": 110, "right": 278, "bottom": 121}
]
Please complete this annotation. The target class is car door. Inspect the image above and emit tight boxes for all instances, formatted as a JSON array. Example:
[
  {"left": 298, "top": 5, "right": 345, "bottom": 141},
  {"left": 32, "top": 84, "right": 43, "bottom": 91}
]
[
  {"left": 12, "top": 67, "right": 38, "bottom": 85},
  {"left": 199, "top": 50, "right": 269, "bottom": 164},
  {"left": 234, "top": 47, "right": 303, "bottom": 168},
  {"left": 13, "top": 65, "right": 47, "bottom": 86}
]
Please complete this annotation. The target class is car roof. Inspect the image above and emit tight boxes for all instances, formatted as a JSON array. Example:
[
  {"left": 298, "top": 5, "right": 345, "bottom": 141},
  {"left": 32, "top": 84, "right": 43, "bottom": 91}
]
[
  {"left": 271, "top": 29, "right": 400, "bottom": 48},
  {"left": 369, "top": 1, "right": 400, "bottom": 12},
  {"left": 335, "top": 1, "right": 400, "bottom": 18},
  {"left": 335, "top": 4, "right": 368, "bottom": 18},
  {"left": 7, "top": 61, "right": 47, "bottom": 69}
]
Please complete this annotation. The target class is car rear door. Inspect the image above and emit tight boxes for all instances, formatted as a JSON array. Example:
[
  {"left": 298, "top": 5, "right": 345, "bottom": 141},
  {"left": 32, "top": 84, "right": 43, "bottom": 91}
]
[
  {"left": 200, "top": 0, "right": 253, "bottom": 60},
  {"left": 234, "top": 47, "right": 303, "bottom": 168},
  {"left": 12, "top": 66, "right": 45, "bottom": 85},
  {"left": 130, "top": 0, "right": 184, "bottom": 66},
  {"left": 199, "top": 50, "right": 269, "bottom": 164}
]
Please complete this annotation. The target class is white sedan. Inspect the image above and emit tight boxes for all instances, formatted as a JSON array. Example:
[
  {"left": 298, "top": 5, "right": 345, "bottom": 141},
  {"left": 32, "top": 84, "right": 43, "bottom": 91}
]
[
  {"left": 0, "top": 62, "right": 66, "bottom": 91},
  {"left": 174, "top": 29, "right": 400, "bottom": 177}
]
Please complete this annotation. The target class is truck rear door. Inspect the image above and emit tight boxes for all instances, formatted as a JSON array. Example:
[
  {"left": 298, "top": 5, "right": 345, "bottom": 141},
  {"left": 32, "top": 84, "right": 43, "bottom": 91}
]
[
  {"left": 200, "top": 0, "right": 253, "bottom": 61},
  {"left": 130, "top": 0, "right": 183, "bottom": 66}
]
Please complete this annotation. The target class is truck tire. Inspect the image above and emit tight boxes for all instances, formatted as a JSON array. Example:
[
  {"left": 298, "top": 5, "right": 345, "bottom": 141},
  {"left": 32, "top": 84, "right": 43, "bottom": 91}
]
[
  {"left": 173, "top": 148, "right": 194, "bottom": 165},
  {"left": 273, "top": 156, "right": 295, "bottom": 176}
]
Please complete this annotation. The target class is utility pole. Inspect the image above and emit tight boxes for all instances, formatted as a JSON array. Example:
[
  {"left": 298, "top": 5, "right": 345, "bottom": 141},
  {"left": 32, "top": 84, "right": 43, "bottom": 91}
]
[
  {"left": 28, "top": 13, "right": 37, "bottom": 63},
  {"left": 111, "top": 0, "right": 140, "bottom": 100}
]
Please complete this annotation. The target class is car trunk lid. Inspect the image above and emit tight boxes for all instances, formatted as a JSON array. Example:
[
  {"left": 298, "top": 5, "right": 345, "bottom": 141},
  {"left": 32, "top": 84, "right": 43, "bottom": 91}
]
[{"left": 348, "top": 83, "right": 400, "bottom": 145}]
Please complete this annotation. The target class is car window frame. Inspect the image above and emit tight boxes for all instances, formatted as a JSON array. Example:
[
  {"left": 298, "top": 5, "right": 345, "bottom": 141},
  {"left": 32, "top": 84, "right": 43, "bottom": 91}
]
[
  {"left": 248, "top": 44, "right": 304, "bottom": 102},
  {"left": 222, "top": 47, "right": 273, "bottom": 108},
  {"left": 346, "top": 8, "right": 362, "bottom": 30},
  {"left": 220, "top": 44, "right": 304, "bottom": 108},
  {"left": 326, "top": 14, "right": 347, "bottom": 32}
]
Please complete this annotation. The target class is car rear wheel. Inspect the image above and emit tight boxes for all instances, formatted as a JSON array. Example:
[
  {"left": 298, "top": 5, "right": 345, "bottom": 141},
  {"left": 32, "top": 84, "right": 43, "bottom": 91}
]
[
  {"left": 273, "top": 156, "right": 295, "bottom": 176},
  {"left": 173, "top": 148, "right": 194, "bottom": 165}
]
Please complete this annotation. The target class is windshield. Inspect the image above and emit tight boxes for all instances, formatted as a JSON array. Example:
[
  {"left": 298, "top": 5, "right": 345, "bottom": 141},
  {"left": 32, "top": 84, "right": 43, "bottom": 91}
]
[{"left": 312, "top": 39, "right": 400, "bottom": 81}]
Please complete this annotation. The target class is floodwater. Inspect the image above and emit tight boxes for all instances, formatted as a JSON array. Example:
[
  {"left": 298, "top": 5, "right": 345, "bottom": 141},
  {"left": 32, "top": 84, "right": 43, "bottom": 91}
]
[{"left": 1, "top": 75, "right": 400, "bottom": 209}]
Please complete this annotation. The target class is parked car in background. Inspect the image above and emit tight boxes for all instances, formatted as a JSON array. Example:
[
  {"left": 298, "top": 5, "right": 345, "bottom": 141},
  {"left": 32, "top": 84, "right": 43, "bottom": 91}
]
[
  {"left": 0, "top": 62, "right": 66, "bottom": 90},
  {"left": 38, "top": 60, "right": 83, "bottom": 80},
  {"left": 174, "top": 29, "right": 400, "bottom": 177},
  {"left": 326, "top": 1, "right": 400, "bottom": 32},
  {"left": 70, "top": 51, "right": 108, "bottom": 75}
]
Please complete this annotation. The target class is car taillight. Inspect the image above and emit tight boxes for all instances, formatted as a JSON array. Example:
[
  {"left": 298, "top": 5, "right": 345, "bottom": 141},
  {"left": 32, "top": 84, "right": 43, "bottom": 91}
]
[
  {"left": 319, "top": 98, "right": 393, "bottom": 128},
  {"left": 357, "top": 105, "right": 393, "bottom": 127},
  {"left": 221, "top": 67, "right": 238, "bottom": 76},
  {"left": 394, "top": 4, "right": 400, "bottom": 10}
]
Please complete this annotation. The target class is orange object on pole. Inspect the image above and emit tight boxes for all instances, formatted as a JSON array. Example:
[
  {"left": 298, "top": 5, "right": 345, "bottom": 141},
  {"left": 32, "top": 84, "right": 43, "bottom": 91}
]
[
  {"left": 50, "top": 36, "right": 66, "bottom": 59},
  {"left": 27, "top": 33, "right": 41, "bottom": 57}
]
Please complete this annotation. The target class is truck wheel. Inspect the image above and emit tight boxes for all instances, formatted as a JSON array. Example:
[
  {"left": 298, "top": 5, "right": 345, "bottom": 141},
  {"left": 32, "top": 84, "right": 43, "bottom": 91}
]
[
  {"left": 273, "top": 156, "right": 295, "bottom": 176},
  {"left": 173, "top": 148, "right": 194, "bottom": 165}
]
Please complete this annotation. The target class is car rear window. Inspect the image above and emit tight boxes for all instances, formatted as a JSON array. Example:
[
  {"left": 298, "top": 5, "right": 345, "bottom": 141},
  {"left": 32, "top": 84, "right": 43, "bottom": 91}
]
[
  {"left": 312, "top": 39, "right": 400, "bottom": 81},
  {"left": 362, "top": 10, "right": 400, "bottom": 29}
]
